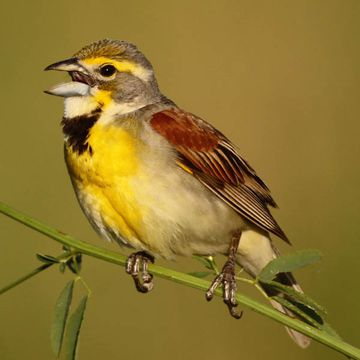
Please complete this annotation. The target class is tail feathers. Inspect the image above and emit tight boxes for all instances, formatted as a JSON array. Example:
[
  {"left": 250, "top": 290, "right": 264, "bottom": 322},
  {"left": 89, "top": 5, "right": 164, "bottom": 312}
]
[
  {"left": 265, "top": 273, "right": 311, "bottom": 349},
  {"left": 235, "top": 230, "right": 311, "bottom": 348}
]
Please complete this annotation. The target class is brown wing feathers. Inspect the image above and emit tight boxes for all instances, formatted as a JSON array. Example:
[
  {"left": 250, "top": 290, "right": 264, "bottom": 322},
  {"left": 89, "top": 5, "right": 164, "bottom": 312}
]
[{"left": 150, "top": 108, "right": 289, "bottom": 243}]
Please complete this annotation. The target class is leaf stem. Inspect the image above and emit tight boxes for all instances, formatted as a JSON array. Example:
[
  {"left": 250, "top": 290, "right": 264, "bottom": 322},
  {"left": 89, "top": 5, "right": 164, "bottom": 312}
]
[
  {"left": 0, "top": 252, "right": 73, "bottom": 295},
  {"left": 0, "top": 262, "right": 54, "bottom": 295},
  {"left": 1, "top": 200, "right": 360, "bottom": 359},
  {"left": 76, "top": 276, "right": 92, "bottom": 296}
]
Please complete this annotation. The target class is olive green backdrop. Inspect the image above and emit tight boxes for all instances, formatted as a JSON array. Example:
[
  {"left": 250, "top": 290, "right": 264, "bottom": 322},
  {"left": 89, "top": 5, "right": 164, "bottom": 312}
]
[{"left": 1, "top": 1, "right": 359, "bottom": 359}]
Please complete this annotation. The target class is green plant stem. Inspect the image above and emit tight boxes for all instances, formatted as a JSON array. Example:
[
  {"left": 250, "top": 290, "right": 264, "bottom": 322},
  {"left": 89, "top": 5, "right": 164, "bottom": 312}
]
[
  {"left": 0, "top": 262, "right": 54, "bottom": 295},
  {"left": 1, "top": 201, "right": 360, "bottom": 360}
]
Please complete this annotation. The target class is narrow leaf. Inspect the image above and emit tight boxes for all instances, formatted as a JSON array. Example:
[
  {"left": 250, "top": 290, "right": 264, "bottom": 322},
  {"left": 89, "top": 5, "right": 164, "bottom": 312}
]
[
  {"left": 187, "top": 271, "right": 212, "bottom": 278},
  {"left": 264, "top": 280, "right": 327, "bottom": 316},
  {"left": 272, "top": 295, "right": 322, "bottom": 329},
  {"left": 59, "top": 263, "right": 66, "bottom": 274},
  {"left": 258, "top": 249, "right": 322, "bottom": 282},
  {"left": 36, "top": 253, "right": 59, "bottom": 264},
  {"left": 66, "top": 254, "right": 82, "bottom": 275},
  {"left": 273, "top": 295, "right": 341, "bottom": 338},
  {"left": 193, "top": 255, "right": 214, "bottom": 270},
  {"left": 64, "top": 295, "right": 88, "bottom": 360},
  {"left": 51, "top": 280, "right": 74, "bottom": 357}
]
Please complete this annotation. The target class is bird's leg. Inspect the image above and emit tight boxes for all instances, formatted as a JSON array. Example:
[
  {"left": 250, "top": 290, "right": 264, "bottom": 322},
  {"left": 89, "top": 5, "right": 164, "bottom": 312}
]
[
  {"left": 206, "top": 231, "right": 242, "bottom": 319},
  {"left": 125, "top": 251, "right": 155, "bottom": 293}
]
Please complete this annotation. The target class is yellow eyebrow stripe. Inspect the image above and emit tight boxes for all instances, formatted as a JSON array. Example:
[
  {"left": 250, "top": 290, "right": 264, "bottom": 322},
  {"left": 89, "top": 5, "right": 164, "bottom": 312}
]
[
  {"left": 81, "top": 56, "right": 151, "bottom": 81},
  {"left": 82, "top": 57, "right": 137, "bottom": 73}
]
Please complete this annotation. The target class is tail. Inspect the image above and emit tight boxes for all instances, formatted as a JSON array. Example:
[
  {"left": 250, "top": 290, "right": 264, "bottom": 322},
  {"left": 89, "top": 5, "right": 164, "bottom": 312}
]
[{"left": 236, "top": 230, "right": 311, "bottom": 348}]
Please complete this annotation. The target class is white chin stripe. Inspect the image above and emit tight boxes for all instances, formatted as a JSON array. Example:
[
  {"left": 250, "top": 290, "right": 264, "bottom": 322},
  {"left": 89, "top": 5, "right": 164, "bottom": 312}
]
[
  {"left": 45, "top": 82, "right": 90, "bottom": 98},
  {"left": 64, "top": 96, "right": 98, "bottom": 118}
]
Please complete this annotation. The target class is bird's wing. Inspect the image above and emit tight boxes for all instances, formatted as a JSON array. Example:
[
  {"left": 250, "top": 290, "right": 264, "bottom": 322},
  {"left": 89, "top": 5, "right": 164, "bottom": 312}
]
[{"left": 149, "top": 107, "right": 289, "bottom": 242}]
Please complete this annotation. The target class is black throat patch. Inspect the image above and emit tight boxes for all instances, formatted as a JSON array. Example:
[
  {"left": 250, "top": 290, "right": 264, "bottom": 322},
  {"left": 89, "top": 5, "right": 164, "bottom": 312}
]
[{"left": 61, "top": 108, "right": 101, "bottom": 155}]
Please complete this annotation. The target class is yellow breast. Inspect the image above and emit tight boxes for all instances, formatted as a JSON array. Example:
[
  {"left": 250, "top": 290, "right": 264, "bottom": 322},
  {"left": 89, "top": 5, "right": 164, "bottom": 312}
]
[{"left": 65, "top": 120, "right": 145, "bottom": 244}]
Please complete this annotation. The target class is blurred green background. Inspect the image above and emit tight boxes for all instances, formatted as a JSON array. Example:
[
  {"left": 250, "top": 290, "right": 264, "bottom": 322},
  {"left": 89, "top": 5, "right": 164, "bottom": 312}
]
[{"left": 1, "top": 0, "right": 359, "bottom": 359}]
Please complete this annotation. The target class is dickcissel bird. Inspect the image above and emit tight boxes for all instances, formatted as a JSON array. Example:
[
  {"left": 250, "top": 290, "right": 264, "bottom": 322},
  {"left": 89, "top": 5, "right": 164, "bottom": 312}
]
[{"left": 45, "top": 39, "right": 309, "bottom": 347}]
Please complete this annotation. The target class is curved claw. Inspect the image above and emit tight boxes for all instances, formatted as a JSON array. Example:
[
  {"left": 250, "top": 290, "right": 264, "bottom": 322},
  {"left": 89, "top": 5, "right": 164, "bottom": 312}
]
[{"left": 228, "top": 306, "right": 243, "bottom": 319}]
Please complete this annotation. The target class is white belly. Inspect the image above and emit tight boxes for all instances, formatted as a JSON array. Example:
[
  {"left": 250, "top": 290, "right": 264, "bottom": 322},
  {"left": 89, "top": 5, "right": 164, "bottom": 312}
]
[{"left": 128, "top": 157, "right": 248, "bottom": 258}]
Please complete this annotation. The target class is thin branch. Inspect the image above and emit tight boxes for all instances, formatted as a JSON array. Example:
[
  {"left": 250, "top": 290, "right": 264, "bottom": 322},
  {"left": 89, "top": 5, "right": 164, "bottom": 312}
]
[
  {"left": 0, "top": 262, "right": 54, "bottom": 295},
  {"left": 1, "top": 200, "right": 360, "bottom": 360},
  {"left": 0, "top": 253, "right": 73, "bottom": 295}
]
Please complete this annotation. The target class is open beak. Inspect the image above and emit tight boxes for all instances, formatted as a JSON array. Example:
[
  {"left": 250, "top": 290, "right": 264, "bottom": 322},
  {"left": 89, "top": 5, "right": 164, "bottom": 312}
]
[{"left": 44, "top": 58, "right": 94, "bottom": 97}]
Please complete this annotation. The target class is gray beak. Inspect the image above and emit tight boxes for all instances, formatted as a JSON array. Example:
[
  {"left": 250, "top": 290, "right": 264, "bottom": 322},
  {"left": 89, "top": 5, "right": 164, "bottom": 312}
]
[
  {"left": 44, "top": 57, "right": 83, "bottom": 72},
  {"left": 44, "top": 58, "right": 92, "bottom": 97}
]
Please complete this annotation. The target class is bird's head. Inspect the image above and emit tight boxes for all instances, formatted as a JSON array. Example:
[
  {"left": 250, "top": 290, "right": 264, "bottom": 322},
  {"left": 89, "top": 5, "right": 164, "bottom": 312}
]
[{"left": 45, "top": 39, "right": 160, "bottom": 116}]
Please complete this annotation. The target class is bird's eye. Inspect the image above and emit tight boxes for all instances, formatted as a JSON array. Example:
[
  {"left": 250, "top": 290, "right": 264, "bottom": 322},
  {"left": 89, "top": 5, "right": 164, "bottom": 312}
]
[{"left": 99, "top": 64, "right": 116, "bottom": 77}]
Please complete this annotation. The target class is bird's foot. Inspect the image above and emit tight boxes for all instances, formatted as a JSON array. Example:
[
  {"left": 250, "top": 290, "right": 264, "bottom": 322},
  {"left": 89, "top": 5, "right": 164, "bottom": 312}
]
[
  {"left": 126, "top": 251, "right": 155, "bottom": 293},
  {"left": 205, "top": 230, "right": 242, "bottom": 319},
  {"left": 206, "top": 258, "right": 243, "bottom": 319}
]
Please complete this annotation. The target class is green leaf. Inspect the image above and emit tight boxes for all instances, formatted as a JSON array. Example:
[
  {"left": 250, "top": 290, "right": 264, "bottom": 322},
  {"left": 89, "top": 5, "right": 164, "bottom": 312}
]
[
  {"left": 193, "top": 255, "right": 220, "bottom": 274},
  {"left": 272, "top": 295, "right": 341, "bottom": 338},
  {"left": 51, "top": 280, "right": 74, "bottom": 357},
  {"left": 59, "top": 263, "right": 66, "bottom": 274},
  {"left": 264, "top": 280, "right": 327, "bottom": 316},
  {"left": 187, "top": 271, "right": 212, "bottom": 278},
  {"left": 272, "top": 295, "right": 322, "bottom": 329},
  {"left": 66, "top": 254, "right": 82, "bottom": 274},
  {"left": 64, "top": 295, "right": 88, "bottom": 360},
  {"left": 258, "top": 249, "right": 322, "bottom": 282},
  {"left": 36, "top": 253, "right": 59, "bottom": 264},
  {"left": 193, "top": 255, "right": 214, "bottom": 270}
]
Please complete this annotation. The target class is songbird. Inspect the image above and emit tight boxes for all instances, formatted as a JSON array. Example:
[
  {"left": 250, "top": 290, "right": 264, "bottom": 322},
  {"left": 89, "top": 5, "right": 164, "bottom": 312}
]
[{"left": 45, "top": 39, "right": 309, "bottom": 347}]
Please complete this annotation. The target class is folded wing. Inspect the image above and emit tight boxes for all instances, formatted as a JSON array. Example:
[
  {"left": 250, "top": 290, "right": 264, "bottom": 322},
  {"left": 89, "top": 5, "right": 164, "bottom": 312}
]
[{"left": 150, "top": 108, "right": 289, "bottom": 243}]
